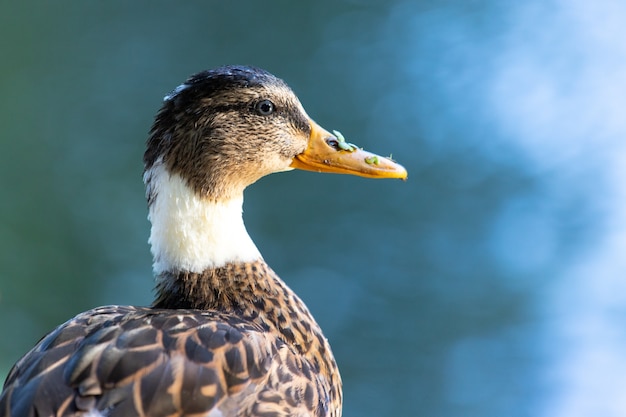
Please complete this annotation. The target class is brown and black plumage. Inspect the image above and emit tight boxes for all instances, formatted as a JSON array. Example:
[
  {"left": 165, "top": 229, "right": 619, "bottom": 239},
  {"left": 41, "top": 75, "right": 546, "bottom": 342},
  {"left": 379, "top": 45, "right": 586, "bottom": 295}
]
[{"left": 0, "top": 66, "right": 407, "bottom": 417}]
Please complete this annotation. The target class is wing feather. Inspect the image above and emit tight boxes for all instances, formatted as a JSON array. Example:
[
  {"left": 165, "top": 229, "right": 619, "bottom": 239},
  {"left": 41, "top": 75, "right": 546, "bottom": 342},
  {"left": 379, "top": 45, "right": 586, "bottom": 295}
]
[{"left": 1, "top": 306, "right": 329, "bottom": 417}]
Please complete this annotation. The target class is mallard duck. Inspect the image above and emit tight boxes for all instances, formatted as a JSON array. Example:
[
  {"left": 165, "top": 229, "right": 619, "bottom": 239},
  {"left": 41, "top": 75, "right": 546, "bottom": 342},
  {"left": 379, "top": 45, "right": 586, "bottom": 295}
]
[{"left": 0, "top": 65, "right": 407, "bottom": 417}]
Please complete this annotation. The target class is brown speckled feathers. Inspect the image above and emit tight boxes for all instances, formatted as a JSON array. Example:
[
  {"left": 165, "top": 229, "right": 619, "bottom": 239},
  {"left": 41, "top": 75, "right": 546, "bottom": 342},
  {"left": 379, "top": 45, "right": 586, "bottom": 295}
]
[{"left": 1, "top": 262, "right": 340, "bottom": 417}]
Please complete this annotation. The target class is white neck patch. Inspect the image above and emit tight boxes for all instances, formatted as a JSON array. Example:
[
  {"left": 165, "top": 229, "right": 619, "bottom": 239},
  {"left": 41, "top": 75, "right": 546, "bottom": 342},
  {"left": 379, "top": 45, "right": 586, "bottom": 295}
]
[{"left": 145, "top": 163, "right": 262, "bottom": 274}]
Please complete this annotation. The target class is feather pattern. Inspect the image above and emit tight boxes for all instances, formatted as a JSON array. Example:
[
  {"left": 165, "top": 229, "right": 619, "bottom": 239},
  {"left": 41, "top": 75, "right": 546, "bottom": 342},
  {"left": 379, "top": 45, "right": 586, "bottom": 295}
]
[{"left": 1, "top": 262, "right": 340, "bottom": 417}]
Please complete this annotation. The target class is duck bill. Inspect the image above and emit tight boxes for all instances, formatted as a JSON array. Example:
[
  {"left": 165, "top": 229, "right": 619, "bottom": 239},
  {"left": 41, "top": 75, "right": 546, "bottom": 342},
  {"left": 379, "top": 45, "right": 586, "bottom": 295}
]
[{"left": 290, "top": 120, "right": 408, "bottom": 180}]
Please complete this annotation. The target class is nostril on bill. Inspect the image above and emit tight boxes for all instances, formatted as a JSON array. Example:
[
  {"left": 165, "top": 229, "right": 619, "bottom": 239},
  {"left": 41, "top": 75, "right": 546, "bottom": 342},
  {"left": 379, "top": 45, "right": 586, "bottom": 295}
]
[{"left": 325, "top": 137, "right": 340, "bottom": 149}]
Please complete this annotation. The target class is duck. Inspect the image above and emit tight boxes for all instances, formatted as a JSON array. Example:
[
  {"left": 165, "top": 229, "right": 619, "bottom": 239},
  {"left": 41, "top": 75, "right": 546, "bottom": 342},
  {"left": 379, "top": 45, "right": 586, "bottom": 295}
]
[{"left": 0, "top": 65, "right": 407, "bottom": 417}]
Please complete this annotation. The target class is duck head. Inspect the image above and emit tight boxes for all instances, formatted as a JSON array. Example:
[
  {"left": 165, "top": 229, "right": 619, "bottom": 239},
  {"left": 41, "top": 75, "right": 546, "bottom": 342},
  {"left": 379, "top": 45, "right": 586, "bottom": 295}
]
[{"left": 145, "top": 65, "right": 407, "bottom": 202}]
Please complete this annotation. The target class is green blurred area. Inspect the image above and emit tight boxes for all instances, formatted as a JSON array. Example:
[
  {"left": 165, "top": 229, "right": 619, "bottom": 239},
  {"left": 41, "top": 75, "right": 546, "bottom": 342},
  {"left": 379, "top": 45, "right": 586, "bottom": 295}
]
[{"left": 1, "top": 1, "right": 622, "bottom": 416}]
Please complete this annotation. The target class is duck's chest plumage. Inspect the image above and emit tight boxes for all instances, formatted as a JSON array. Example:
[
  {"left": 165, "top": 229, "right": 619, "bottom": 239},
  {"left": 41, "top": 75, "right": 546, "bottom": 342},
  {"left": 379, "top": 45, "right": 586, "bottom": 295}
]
[{"left": 2, "top": 261, "right": 341, "bottom": 417}]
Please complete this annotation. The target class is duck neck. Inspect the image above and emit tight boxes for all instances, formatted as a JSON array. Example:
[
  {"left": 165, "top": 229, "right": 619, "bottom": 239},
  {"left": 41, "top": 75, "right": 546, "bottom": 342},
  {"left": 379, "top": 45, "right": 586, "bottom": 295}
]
[
  {"left": 145, "top": 163, "right": 330, "bottom": 358},
  {"left": 146, "top": 163, "right": 261, "bottom": 275},
  {"left": 153, "top": 260, "right": 301, "bottom": 318}
]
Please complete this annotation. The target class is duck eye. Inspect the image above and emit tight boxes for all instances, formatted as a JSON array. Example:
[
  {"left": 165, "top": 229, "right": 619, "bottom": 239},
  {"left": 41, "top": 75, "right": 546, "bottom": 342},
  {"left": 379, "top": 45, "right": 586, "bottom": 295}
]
[{"left": 255, "top": 99, "right": 275, "bottom": 116}]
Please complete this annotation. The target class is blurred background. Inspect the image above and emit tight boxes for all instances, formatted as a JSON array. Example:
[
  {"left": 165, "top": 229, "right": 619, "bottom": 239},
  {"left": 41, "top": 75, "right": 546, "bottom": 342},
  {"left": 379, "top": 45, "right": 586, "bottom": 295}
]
[{"left": 1, "top": 1, "right": 625, "bottom": 416}]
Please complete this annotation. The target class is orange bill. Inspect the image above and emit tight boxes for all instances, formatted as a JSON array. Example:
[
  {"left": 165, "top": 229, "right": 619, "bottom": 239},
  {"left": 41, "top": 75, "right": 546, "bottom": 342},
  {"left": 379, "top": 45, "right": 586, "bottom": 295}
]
[{"left": 290, "top": 120, "right": 408, "bottom": 180}]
